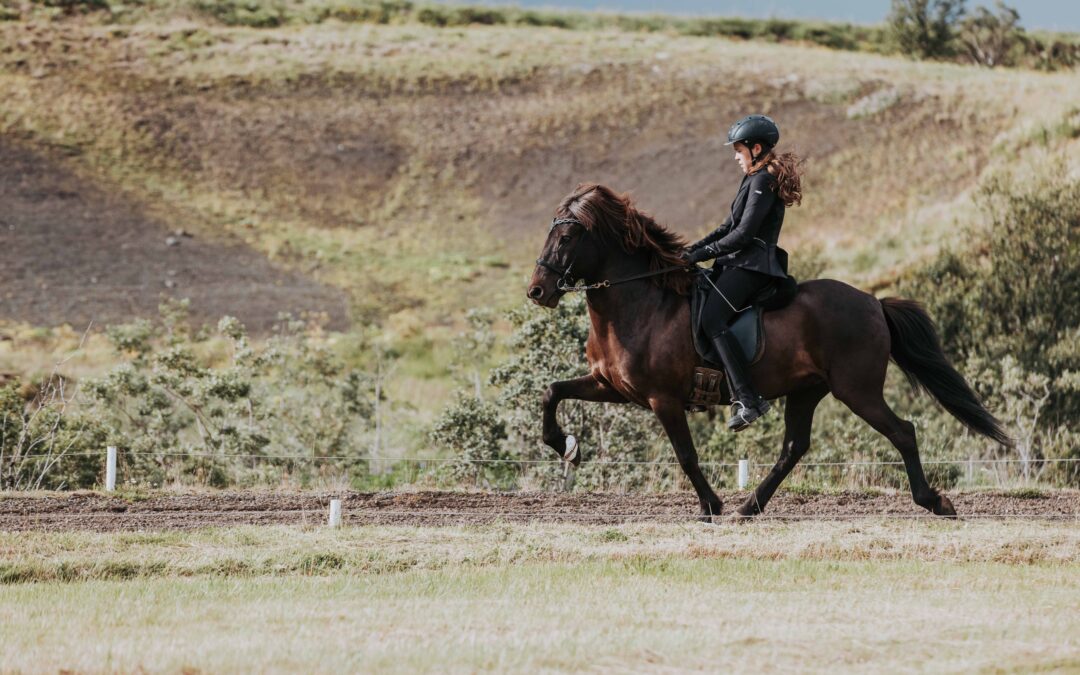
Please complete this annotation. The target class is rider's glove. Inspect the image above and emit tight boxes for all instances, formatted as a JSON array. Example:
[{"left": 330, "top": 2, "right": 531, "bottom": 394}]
[{"left": 684, "top": 247, "right": 713, "bottom": 265}]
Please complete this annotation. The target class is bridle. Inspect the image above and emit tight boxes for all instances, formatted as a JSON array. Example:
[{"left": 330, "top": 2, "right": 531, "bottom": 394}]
[
  {"left": 535, "top": 217, "right": 588, "bottom": 291},
  {"left": 535, "top": 216, "right": 694, "bottom": 293}
]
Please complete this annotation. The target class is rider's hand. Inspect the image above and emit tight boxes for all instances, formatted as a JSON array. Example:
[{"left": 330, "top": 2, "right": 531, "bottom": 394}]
[{"left": 682, "top": 247, "right": 710, "bottom": 266}]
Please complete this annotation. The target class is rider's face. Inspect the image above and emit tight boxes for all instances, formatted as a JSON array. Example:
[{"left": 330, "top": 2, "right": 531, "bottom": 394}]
[{"left": 733, "top": 142, "right": 761, "bottom": 174}]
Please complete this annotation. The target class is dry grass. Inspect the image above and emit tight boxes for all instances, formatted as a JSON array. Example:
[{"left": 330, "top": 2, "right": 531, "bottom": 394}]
[
  {"left": 0, "top": 521, "right": 1078, "bottom": 672},
  {"left": 1, "top": 19, "right": 1077, "bottom": 321},
  {"left": 2, "top": 519, "right": 1078, "bottom": 582}
]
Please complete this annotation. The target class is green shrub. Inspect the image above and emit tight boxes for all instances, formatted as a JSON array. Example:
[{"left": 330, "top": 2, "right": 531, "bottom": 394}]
[
  {"left": 898, "top": 175, "right": 1079, "bottom": 484},
  {"left": 30, "top": 0, "right": 108, "bottom": 11},
  {"left": 0, "top": 378, "right": 107, "bottom": 491},
  {"left": 194, "top": 0, "right": 287, "bottom": 27},
  {"left": 83, "top": 302, "right": 379, "bottom": 488},
  {"left": 958, "top": 1, "right": 1025, "bottom": 67},
  {"left": 887, "top": 0, "right": 965, "bottom": 59}
]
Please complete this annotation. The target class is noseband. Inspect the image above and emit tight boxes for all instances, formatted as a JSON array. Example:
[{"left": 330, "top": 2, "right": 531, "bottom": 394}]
[{"left": 534, "top": 216, "right": 694, "bottom": 293}]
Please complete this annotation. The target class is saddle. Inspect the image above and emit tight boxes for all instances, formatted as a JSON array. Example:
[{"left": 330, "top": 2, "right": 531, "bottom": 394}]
[{"left": 686, "top": 273, "right": 798, "bottom": 410}]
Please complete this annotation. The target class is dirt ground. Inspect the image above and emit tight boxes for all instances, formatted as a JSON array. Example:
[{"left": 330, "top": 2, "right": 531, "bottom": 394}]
[
  {"left": 1, "top": 489, "right": 1076, "bottom": 531},
  {"left": 0, "top": 138, "right": 350, "bottom": 332}
]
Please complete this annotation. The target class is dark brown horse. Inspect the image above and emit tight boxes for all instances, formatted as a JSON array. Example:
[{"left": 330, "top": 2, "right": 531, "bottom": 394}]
[{"left": 527, "top": 183, "right": 1011, "bottom": 520}]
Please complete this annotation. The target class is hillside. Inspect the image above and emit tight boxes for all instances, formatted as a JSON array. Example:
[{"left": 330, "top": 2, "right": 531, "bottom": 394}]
[{"left": 1, "top": 10, "right": 1078, "bottom": 340}]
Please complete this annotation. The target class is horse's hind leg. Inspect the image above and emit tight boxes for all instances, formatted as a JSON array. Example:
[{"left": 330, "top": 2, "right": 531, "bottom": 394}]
[
  {"left": 736, "top": 383, "right": 828, "bottom": 518},
  {"left": 834, "top": 389, "right": 956, "bottom": 517}
]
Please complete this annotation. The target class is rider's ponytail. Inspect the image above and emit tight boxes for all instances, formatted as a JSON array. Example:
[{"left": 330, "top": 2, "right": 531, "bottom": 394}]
[{"left": 756, "top": 150, "right": 803, "bottom": 207}]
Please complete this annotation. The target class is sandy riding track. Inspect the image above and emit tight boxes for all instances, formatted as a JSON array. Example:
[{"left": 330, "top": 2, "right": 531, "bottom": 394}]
[{"left": 1, "top": 490, "right": 1077, "bottom": 531}]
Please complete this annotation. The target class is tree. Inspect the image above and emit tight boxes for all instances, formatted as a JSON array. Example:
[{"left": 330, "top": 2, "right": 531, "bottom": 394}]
[
  {"left": 958, "top": 1, "right": 1024, "bottom": 67},
  {"left": 887, "top": 0, "right": 966, "bottom": 59}
]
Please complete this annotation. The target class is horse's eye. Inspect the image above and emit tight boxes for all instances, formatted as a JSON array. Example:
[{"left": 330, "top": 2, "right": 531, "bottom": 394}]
[{"left": 559, "top": 235, "right": 571, "bottom": 245}]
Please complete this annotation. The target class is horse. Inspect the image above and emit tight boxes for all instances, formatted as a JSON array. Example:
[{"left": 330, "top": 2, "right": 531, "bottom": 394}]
[{"left": 527, "top": 183, "right": 1011, "bottom": 521}]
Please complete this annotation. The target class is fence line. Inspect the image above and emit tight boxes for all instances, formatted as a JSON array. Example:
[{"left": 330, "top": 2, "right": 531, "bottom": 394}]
[{"left": 11, "top": 450, "right": 1080, "bottom": 468}]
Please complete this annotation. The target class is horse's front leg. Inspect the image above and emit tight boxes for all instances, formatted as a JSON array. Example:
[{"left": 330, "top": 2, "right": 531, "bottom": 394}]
[
  {"left": 542, "top": 374, "right": 627, "bottom": 467},
  {"left": 651, "top": 396, "right": 724, "bottom": 522}
]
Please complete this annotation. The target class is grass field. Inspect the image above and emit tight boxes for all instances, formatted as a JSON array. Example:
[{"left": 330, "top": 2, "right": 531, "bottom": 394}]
[{"left": 2, "top": 520, "right": 1078, "bottom": 672}]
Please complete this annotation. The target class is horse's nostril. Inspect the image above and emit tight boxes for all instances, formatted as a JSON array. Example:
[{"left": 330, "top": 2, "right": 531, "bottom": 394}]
[{"left": 528, "top": 286, "right": 544, "bottom": 300}]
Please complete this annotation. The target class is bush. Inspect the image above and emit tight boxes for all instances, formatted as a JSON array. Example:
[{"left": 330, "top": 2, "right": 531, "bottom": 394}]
[
  {"left": 958, "top": 1, "right": 1024, "bottom": 67},
  {"left": 194, "top": 0, "right": 288, "bottom": 27},
  {"left": 30, "top": 0, "right": 108, "bottom": 12},
  {"left": 897, "top": 175, "right": 1079, "bottom": 483},
  {"left": 84, "top": 302, "right": 377, "bottom": 488},
  {"left": 0, "top": 376, "right": 106, "bottom": 491},
  {"left": 888, "top": 0, "right": 966, "bottom": 59}
]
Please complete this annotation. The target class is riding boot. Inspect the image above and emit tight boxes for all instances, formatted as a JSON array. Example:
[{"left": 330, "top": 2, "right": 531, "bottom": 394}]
[{"left": 710, "top": 330, "right": 771, "bottom": 432}]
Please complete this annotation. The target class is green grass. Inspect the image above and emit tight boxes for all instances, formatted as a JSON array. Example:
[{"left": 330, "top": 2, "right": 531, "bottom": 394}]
[{"left": 1, "top": 522, "right": 1078, "bottom": 672}]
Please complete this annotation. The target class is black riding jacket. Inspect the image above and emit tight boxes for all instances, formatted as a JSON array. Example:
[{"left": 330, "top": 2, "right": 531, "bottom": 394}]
[{"left": 687, "top": 169, "right": 789, "bottom": 279}]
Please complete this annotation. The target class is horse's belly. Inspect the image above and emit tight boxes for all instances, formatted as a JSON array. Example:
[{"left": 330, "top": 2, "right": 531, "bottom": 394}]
[{"left": 592, "top": 365, "right": 651, "bottom": 409}]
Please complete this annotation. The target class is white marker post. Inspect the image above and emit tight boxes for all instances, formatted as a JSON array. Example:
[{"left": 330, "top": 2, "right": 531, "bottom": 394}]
[
  {"left": 105, "top": 446, "right": 117, "bottom": 492},
  {"left": 328, "top": 499, "right": 342, "bottom": 528},
  {"left": 737, "top": 459, "right": 749, "bottom": 490}
]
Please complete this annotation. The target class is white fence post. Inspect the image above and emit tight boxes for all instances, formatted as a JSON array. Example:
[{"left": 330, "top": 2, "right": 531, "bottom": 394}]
[
  {"left": 105, "top": 446, "right": 117, "bottom": 492},
  {"left": 328, "top": 499, "right": 342, "bottom": 528},
  {"left": 738, "top": 459, "right": 749, "bottom": 490}
]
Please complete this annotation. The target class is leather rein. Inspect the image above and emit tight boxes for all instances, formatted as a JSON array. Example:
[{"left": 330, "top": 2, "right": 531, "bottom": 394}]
[{"left": 535, "top": 216, "right": 694, "bottom": 293}]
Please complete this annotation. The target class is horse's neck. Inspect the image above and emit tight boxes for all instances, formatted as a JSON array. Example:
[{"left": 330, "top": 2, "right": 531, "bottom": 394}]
[{"left": 585, "top": 253, "right": 677, "bottom": 336}]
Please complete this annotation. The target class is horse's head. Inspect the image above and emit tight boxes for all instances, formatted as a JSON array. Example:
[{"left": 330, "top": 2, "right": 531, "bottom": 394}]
[
  {"left": 528, "top": 183, "right": 691, "bottom": 307},
  {"left": 529, "top": 182, "right": 617, "bottom": 306},
  {"left": 527, "top": 215, "right": 603, "bottom": 308}
]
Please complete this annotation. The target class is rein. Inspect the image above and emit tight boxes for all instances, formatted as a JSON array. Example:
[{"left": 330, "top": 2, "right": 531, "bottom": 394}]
[
  {"left": 536, "top": 216, "right": 694, "bottom": 293},
  {"left": 555, "top": 264, "right": 693, "bottom": 292}
]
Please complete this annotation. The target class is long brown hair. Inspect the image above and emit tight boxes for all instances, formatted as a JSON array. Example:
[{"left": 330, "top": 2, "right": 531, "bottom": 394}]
[
  {"left": 555, "top": 183, "right": 692, "bottom": 295},
  {"left": 752, "top": 149, "right": 803, "bottom": 207}
]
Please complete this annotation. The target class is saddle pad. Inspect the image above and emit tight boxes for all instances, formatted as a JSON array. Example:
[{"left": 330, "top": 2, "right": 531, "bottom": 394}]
[{"left": 689, "top": 275, "right": 766, "bottom": 367}]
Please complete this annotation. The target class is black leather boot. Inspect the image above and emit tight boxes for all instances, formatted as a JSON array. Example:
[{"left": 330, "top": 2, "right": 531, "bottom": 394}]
[{"left": 710, "top": 330, "right": 771, "bottom": 432}]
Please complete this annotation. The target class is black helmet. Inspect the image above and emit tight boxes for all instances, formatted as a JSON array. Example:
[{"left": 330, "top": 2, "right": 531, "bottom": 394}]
[{"left": 725, "top": 114, "right": 780, "bottom": 149}]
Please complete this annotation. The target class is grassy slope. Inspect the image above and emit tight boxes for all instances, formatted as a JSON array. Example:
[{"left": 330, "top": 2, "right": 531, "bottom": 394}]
[
  {"left": 0, "top": 12, "right": 1077, "bottom": 423},
  {"left": 1, "top": 521, "right": 1078, "bottom": 672},
  {"left": 2, "top": 17, "right": 1078, "bottom": 319}
]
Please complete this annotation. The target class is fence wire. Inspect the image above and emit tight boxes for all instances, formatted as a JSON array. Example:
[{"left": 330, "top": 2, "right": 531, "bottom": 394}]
[{"left": 10, "top": 450, "right": 1080, "bottom": 468}]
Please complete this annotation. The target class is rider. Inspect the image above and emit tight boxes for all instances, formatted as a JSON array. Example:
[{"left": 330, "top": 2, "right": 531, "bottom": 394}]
[{"left": 681, "top": 114, "right": 803, "bottom": 431}]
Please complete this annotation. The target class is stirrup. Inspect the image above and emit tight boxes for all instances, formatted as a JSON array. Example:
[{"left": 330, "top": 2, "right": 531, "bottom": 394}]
[{"left": 727, "top": 398, "right": 771, "bottom": 432}]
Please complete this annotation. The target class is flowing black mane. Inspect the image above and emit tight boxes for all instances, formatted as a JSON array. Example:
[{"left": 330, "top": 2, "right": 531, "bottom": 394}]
[{"left": 554, "top": 183, "right": 692, "bottom": 295}]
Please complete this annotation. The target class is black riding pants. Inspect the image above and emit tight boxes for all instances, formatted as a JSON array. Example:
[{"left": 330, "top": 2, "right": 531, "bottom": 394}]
[{"left": 700, "top": 266, "right": 771, "bottom": 338}]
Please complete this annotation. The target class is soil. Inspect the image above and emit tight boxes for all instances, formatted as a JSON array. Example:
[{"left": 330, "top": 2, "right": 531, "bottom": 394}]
[
  {"left": 1, "top": 490, "right": 1076, "bottom": 531},
  {"left": 0, "top": 138, "right": 350, "bottom": 333}
]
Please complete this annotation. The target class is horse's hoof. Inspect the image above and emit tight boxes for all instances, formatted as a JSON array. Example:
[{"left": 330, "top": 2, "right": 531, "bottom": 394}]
[
  {"left": 934, "top": 495, "right": 957, "bottom": 518},
  {"left": 727, "top": 504, "right": 759, "bottom": 523},
  {"left": 696, "top": 500, "right": 723, "bottom": 524},
  {"left": 563, "top": 434, "right": 580, "bottom": 466}
]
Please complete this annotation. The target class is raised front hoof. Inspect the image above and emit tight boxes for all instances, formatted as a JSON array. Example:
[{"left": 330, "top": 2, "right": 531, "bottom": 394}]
[
  {"left": 562, "top": 434, "right": 581, "bottom": 468},
  {"left": 933, "top": 495, "right": 958, "bottom": 518}
]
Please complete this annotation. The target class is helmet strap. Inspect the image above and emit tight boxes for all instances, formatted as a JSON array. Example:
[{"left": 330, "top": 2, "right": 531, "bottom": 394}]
[{"left": 748, "top": 145, "right": 773, "bottom": 174}]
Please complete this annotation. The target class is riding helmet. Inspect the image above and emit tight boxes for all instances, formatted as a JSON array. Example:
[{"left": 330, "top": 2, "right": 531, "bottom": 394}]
[{"left": 724, "top": 114, "right": 780, "bottom": 149}]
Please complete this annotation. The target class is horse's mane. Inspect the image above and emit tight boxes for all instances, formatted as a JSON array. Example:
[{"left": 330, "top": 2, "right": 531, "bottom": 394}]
[{"left": 555, "top": 183, "right": 692, "bottom": 296}]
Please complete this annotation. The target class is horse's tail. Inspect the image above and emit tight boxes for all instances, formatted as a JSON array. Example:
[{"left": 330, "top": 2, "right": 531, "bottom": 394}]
[{"left": 880, "top": 297, "right": 1012, "bottom": 447}]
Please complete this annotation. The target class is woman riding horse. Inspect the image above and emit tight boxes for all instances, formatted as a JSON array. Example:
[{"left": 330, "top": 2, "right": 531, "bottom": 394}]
[{"left": 681, "top": 114, "right": 803, "bottom": 432}]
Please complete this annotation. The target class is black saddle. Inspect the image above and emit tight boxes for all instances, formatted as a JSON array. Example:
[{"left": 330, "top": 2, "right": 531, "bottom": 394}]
[{"left": 689, "top": 273, "right": 798, "bottom": 368}]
